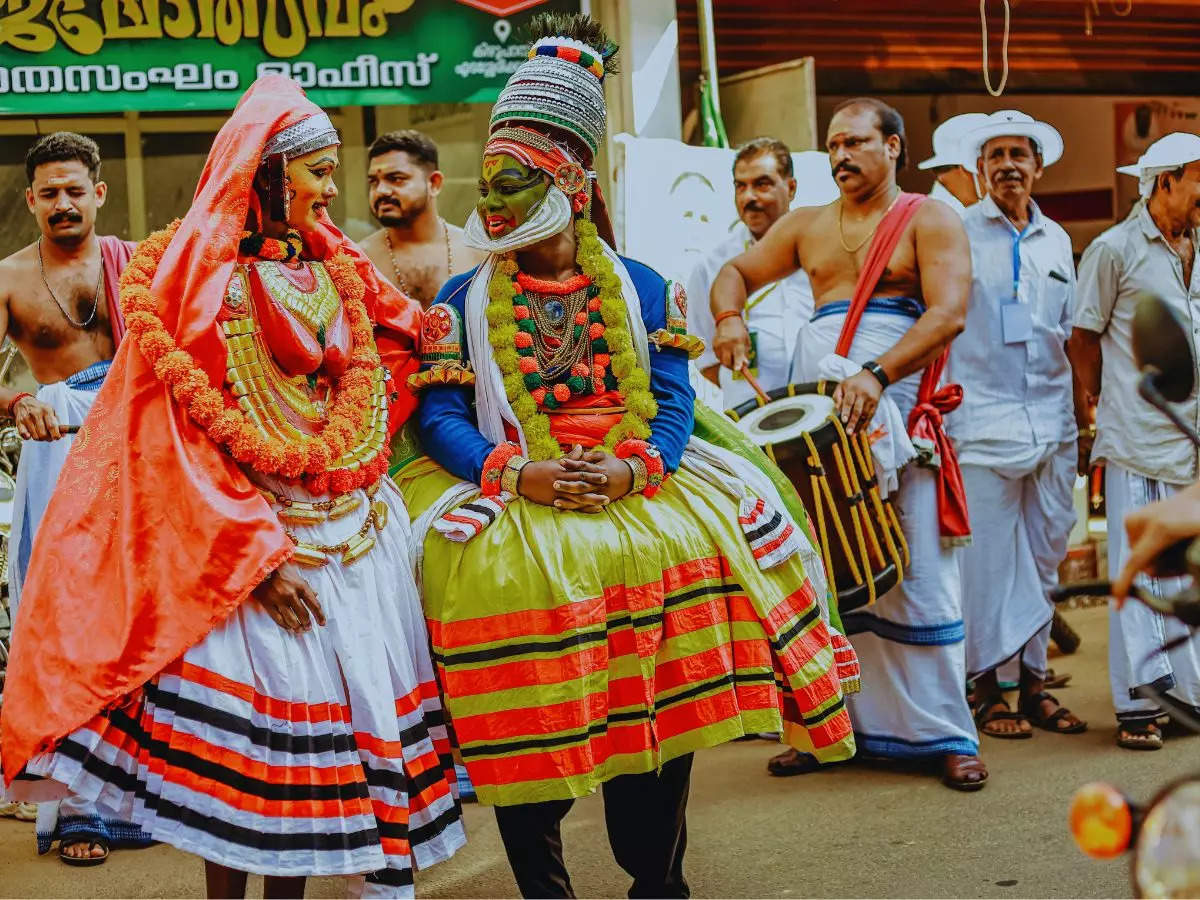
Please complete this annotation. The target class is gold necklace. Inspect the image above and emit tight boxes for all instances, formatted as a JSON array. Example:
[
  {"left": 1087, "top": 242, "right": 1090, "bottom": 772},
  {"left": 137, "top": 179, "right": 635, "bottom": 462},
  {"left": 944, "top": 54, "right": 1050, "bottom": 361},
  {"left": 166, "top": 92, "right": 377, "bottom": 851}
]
[
  {"left": 384, "top": 218, "right": 453, "bottom": 301},
  {"left": 838, "top": 188, "right": 902, "bottom": 255}
]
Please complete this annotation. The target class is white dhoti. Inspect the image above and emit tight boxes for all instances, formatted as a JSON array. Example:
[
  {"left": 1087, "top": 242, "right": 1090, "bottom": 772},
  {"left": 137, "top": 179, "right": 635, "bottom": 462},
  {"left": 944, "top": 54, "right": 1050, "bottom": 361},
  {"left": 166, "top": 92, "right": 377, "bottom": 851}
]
[
  {"left": 1105, "top": 464, "right": 1200, "bottom": 722},
  {"left": 958, "top": 439, "right": 1076, "bottom": 679},
  {"left": 792, "top": 303, "right": 978, "bottom": 758},
  {"left": 5, "top": 361, "right": 153, "bottom": 855}
]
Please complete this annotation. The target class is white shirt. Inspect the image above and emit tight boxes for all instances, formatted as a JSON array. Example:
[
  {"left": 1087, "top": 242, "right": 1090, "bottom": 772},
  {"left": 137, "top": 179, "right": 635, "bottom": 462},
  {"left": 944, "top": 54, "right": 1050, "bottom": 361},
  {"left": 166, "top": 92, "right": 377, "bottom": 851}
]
[
  {"left": 929, "top": 180, "right": 970, "bottom": 220},
  {"left": 1075, "top": 204, "right": 1200, "bottom": 484},
  {"left": 947, "top": 195, "right": 1077, "bottom": 465},
  {"left": 686, "top": 223, "right": 815, "bottom": 410}
]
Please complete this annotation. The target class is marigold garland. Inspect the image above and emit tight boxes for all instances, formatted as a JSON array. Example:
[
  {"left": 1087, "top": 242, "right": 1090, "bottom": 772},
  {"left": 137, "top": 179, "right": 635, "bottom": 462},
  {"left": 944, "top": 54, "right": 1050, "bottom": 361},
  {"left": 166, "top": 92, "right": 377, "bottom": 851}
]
[
  {"left": 120, "top": 220, "right": 388, "bottom": 495},
  {"left": 485, "top": 217, "right": 657, "bottom": 462}
]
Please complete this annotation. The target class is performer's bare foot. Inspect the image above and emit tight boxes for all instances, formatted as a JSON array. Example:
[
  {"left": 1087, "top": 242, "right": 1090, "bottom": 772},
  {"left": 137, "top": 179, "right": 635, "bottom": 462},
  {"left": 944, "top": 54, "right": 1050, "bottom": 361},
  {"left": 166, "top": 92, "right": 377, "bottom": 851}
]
[{"left": 941, "top": 753, "right": 988, "bottom": 791}]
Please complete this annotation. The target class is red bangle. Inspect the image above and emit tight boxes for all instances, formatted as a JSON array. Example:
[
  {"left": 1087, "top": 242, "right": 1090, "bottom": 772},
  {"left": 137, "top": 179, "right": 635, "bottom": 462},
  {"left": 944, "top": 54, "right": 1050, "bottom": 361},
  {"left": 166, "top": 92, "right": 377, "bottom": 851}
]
[
  {"left": 480, "top": 442, "right": 523, "bottom": 497},
  {"left": 614, "top": 439, "right": 666, "bottom": 497},
  {"left": 7, "top": 392, "right": 32, "bottom": 417},
  {"left": 713, "top": 309, "right": 743, "bottom": 326}
]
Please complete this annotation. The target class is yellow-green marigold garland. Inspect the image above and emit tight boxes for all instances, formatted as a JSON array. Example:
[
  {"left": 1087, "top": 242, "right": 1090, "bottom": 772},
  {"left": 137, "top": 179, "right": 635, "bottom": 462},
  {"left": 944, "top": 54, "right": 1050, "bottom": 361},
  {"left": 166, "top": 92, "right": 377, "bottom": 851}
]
[{"left": 485, "top": 218, "right": 657, "bottom": 462}]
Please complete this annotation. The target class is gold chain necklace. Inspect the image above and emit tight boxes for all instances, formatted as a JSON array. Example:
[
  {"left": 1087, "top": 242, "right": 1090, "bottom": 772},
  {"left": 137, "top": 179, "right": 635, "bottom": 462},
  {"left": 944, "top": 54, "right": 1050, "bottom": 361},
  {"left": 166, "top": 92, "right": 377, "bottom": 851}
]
[
  {"left": 384, "top": 218, "right": 452, "bottom": 301},
  {"left": 838, "top": 188, "right": 902, "bottom": 255}
]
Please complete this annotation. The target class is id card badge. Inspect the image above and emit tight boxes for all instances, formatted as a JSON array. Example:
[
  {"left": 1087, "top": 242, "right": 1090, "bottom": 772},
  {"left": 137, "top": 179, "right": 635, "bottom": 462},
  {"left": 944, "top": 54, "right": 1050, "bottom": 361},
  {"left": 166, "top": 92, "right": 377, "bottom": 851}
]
[
  {"left": 1001, "top": 303, "right": 1034, "bottom": 345},
  {"left": 732, "top": 331, "right": 759, "bottom": 380}
]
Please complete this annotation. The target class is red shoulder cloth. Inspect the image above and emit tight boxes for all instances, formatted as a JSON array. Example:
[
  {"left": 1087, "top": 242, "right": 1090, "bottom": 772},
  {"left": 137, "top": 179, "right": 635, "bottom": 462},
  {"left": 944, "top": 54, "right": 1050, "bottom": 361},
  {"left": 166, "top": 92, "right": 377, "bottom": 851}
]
[{"left": 834, "top": 192, "right": 970, "bottom": 543}]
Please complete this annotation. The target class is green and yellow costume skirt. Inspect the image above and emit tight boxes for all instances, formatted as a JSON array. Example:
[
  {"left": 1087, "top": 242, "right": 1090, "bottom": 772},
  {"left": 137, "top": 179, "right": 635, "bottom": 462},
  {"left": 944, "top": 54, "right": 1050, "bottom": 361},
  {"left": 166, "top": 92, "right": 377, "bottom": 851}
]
[{"left": 397, "top": 434, "right": 856, "bottom": 807}]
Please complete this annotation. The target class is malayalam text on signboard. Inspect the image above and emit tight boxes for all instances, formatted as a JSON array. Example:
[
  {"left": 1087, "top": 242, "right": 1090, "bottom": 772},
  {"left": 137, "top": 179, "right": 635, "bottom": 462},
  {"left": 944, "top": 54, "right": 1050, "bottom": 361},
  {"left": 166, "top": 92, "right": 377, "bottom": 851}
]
[{"left": 0, "top": 0, "right": 575, "bottom": 113}]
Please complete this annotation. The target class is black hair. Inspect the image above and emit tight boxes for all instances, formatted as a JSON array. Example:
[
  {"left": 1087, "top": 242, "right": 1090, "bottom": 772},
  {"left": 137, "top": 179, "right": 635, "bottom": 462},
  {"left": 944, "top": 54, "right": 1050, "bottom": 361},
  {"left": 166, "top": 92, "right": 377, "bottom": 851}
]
[
  {"left": 368, "top": 129, "right": 438, "bottom": 171},
  {"left": 25, "top": 131, "right": 101, "bottom": 184},
  {"left": 734, "top": 137, "right": 793, "bottom": 179},
  {"left": 831, "top": 97, "right": 908, "bottom": 170}
]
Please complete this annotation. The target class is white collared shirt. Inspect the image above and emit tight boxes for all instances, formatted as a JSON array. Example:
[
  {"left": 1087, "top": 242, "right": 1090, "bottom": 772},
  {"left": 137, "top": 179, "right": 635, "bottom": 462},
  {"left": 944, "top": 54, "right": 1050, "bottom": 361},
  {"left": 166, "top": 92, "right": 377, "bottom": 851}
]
[
  {"left": 686, "top": 223, "right": 815, "bottom": 410},
  {"left": 947, "top": 195, "right": 1077, "bottom": 462},
  {"left": 1075, "top": 204, "right": 1200, "bottom": 484}
]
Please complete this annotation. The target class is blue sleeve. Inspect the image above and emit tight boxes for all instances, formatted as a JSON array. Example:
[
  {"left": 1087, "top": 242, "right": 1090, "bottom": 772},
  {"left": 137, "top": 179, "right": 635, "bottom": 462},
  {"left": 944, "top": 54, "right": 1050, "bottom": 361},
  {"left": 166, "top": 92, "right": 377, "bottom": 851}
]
[
  {"left": 625, "top": 258, "right": 695, "bottom": 473},
  {"left": 416, "top": 270, "right": 497, "bottom": 484}
]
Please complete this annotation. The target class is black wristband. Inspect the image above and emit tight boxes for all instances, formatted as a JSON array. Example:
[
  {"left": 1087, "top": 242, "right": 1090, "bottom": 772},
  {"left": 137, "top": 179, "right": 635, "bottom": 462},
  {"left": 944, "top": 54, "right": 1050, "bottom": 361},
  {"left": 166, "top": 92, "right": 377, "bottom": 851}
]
[{"left": 862, "top": 360, "right": 890, "bottom": 389}]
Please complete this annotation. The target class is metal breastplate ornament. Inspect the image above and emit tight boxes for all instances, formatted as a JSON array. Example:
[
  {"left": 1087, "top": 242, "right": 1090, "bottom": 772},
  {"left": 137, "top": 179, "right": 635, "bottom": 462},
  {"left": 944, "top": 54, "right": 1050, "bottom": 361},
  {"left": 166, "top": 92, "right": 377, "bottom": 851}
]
[{"left": 221, "top": 262, "right": 389, "bottom": 475}]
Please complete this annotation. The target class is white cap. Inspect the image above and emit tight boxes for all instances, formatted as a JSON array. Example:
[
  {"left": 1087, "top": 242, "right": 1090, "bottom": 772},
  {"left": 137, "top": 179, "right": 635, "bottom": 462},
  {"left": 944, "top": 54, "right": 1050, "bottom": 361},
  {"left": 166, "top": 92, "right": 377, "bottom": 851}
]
[
  {"left": 959, "top": 109, "right": 1064, "bottom": 168},
  {"left": 917, "top": 113, "right": 990, "bottom": 170},
  {"left": 1117, "top": 132, "right": 1200, "bottom": 198}
]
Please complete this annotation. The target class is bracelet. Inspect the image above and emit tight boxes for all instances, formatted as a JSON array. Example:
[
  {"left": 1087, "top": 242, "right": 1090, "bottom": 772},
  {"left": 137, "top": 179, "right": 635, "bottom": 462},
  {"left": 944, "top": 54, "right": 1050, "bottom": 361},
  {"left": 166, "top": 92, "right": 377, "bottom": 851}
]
[
  {"left": 481, "top": 442, "right": 524, "bottom": 497},
  {"left": 614, "top": 438, "right": 666, "bottom": 498},
  {"left": 6, "top": 393, "right": 32, "bottom": 417},
  {"left": 625, "top": 455, "right": 649, "bottom": 495},
  {"left": 1078, "top": 424, "right": 1096, "bottom": 439},
  {"left": 713, "top": 309, "right": 743, "bottom": 327},
  {"left": 862, "top": 360, "right": 890, "bottom": 389},
  {"left": 500, "top": 453, "right": 528, "bottom": 495},
  {"left": 7, "top": 392, "right": 32, "bottom": 417}
]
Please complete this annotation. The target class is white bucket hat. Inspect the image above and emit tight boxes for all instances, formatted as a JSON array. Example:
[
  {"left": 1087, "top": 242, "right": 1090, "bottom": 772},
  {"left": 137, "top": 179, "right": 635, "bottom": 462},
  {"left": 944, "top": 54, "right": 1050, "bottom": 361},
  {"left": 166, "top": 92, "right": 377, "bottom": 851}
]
[
  {"left": 959, "top": 110, "right": 1064, "bottom": 168},
  {"left": 917, "top": 113, "right": 990, "bottom": 170},
  {"left": 1117, "top": 132, "right": 1200, "bottom": 198}
]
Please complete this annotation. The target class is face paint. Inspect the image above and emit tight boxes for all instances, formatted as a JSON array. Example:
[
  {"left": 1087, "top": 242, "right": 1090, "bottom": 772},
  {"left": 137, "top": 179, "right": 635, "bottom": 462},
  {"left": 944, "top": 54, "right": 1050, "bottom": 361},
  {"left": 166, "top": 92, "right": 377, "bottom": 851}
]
[
  {"left": 283, "top": 145, "right": 340, "bottom": 232},
  {"left": 477, "top": 153, "right": 549, "bottom": 239}
]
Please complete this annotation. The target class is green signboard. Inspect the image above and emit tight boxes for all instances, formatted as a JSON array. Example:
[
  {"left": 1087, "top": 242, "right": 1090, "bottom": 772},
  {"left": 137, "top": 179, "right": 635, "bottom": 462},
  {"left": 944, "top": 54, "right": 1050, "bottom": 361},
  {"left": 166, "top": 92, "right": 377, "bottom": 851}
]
[{"left": 0, "top": 0, "right": 576, "bottom": 114}]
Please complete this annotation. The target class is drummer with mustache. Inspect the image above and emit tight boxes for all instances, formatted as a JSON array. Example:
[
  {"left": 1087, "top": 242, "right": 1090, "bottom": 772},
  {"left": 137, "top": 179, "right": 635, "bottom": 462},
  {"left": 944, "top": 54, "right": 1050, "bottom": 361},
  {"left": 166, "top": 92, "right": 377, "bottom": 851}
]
[{"left": 710, "top": 97, "right": 987, "bottom": 791}]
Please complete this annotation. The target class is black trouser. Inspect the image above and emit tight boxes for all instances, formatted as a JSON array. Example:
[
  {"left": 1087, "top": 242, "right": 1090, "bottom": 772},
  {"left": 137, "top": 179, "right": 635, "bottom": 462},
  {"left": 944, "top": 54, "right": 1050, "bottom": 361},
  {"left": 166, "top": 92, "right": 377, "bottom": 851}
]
[{"left": 493, "top": 753, "right": 693, "bottom": 899}]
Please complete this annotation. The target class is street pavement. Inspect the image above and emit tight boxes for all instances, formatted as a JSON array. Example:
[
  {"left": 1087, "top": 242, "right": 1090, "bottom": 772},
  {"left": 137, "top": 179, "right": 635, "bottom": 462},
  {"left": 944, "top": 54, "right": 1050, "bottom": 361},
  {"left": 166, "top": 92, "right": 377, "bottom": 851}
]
[{"left": 2, "top": 604, "right": 1195, "bottom": 898}]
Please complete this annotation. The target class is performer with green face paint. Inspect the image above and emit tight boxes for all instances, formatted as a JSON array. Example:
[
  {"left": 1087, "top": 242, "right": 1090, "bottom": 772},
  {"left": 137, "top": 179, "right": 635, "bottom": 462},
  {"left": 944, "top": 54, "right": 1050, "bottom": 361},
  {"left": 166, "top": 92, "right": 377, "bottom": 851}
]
[{"left": 394, "top": 14, "right": 857, "bottom": 898}]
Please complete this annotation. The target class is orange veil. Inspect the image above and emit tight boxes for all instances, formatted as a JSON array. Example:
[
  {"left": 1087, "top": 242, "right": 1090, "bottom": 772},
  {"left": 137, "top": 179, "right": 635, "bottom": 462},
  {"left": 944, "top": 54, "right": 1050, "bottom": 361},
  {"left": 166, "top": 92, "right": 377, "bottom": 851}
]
[{"left": 1, "top": 76, "right": 422, "bottom": 785}]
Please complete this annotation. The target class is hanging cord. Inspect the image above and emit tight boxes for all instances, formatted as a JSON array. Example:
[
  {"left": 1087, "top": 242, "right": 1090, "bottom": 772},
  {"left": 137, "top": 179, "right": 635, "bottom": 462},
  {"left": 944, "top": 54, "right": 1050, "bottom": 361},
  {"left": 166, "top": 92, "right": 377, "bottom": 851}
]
[{"left": 979, "top": 0, "right": 1010, "bottom": 97}]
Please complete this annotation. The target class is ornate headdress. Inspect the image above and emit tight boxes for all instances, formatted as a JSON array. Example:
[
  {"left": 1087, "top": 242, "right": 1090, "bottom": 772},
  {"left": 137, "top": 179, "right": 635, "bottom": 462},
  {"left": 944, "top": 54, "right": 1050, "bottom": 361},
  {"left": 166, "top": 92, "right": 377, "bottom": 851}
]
[
  {"left": 469, "top": 13, "right": 618, "bottom": 251},
  {"left": 262, "top": 111, "right": 340, "bottom": 161}
]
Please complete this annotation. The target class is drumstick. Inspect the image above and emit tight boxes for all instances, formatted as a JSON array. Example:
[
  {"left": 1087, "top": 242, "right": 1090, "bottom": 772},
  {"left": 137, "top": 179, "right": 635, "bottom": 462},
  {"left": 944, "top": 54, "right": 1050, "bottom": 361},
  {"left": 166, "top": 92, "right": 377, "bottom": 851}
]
[{"left": 738, "top": 363, "right": 771, "bottom": 405}]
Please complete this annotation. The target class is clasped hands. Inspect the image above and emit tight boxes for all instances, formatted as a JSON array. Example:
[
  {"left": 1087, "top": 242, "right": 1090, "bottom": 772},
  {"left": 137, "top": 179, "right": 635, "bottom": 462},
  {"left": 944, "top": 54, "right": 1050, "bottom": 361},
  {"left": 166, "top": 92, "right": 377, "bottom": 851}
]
[{"left": 518, "top": 443, "right": 633, "bottom": 514}]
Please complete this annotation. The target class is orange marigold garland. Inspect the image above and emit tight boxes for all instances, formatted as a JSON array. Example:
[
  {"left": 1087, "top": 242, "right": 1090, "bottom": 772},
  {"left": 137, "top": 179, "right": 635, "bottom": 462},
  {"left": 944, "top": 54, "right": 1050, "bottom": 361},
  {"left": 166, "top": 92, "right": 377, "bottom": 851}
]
[{"left": 120, "top": 220, "right": 389, "bottom": 495}]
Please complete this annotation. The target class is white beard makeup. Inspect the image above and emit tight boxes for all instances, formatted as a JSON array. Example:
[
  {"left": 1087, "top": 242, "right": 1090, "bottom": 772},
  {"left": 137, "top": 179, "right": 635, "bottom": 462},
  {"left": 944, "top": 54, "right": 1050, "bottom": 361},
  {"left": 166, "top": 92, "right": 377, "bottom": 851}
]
[{"left": 463, "top": 186, "right": 574, "bottom": 254}]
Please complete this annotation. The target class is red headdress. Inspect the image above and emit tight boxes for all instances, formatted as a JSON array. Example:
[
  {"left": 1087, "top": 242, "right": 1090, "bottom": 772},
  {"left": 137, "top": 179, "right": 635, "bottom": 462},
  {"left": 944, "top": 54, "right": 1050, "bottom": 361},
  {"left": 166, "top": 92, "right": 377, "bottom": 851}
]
[{"left": 1, "top": 77, "right": 421, "bottom": 785}]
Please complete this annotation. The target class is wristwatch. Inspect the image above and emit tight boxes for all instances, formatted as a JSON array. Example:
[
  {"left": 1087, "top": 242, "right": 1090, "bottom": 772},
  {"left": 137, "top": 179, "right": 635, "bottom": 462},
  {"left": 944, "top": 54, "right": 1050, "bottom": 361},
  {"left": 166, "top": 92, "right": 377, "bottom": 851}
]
[{"left": 862, "top": 360, "right": 890, "bottom": 389}]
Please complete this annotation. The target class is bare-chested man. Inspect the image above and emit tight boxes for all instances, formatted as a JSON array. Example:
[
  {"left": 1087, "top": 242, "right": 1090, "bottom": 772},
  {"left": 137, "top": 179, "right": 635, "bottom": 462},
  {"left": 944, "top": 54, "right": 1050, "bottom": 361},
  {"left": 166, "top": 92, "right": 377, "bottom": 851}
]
[
  {"left": 0, "top": 132, "right": 150, "bottom": 862},
  {"left": 710, "top": 98, "right": 988, "bottom": 791},
  {"left": 360, "top": 129, "right": 485, "bottom": 307}
]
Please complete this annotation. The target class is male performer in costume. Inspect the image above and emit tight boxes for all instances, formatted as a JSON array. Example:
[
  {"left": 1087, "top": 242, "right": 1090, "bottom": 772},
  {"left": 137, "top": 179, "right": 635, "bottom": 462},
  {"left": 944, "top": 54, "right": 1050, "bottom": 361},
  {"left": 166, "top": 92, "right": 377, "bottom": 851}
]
[
  {"left": 686, "top": 137, "right": 815, "bottom": 409},
  {"left": 395, "top": 14, "right": 857, "bottom": 897},
  {"left": 918, "top": 113, "right": 988, "bottom": 218},
  {"left": 948, "top": 110, "right": 1086, "bottom": 740},
  {"left": 1069, "top": 131, "right": 1200, "bottom": 750},
  {"left": 0, "top": 131, "right": 150, "bottom": 866},
  {"left": 1, "top": 78, "right": 464, "bottom": 898},
  {"left": 712, "top": 97, "right": 988, "bottom": 790},
  {"left": 360, "top": 130, "right": 485, "bottom": 307}
]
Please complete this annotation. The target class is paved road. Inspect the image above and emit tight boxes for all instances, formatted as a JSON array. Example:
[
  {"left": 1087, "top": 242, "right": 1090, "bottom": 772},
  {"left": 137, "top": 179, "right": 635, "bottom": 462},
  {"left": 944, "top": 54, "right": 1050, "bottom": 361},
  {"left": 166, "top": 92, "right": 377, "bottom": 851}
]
[{"left": 2, "top": 605, "right": 1195, "bottom": 898}]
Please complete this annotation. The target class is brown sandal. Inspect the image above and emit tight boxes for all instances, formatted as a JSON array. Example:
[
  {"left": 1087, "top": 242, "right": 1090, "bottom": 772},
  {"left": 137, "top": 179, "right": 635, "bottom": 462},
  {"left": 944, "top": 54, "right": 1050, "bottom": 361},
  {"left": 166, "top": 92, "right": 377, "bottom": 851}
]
[
  {"left": 1021, "top": 691, "right": 1087, "bottom": 734},
  {"left": 942, "top": 753, "right": 989, "bottom": 791},
  {"left": 1116, "top": 721, "right": 1163, "bottom": 750},
  {"left": 973, "top": 696, "right": 1033, "bottom": 740}
]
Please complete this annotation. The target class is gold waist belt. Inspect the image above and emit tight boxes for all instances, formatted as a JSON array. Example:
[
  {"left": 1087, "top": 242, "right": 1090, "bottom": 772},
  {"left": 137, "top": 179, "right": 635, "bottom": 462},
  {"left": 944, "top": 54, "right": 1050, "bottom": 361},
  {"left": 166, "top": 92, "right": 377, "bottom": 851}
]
[
  {"left": 260, "top": 478, "right": 381, "bottom": 526},
  {"left": 265, "top": 479, "right": 387, "bottom": 568}
]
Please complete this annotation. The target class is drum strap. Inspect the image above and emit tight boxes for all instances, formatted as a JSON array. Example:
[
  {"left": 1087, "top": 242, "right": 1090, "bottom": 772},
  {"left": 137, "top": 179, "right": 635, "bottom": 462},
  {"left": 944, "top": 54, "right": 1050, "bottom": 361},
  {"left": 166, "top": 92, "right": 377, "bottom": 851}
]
[{"left": 832, "top": 192, "right": 971, "bottom": 545}]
